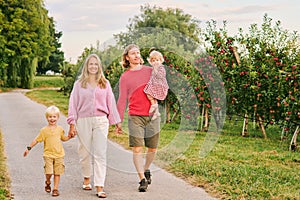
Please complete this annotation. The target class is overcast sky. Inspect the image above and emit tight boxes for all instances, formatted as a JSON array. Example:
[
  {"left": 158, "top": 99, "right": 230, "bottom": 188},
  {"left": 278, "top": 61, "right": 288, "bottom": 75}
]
[{"left": 44, "top": 0, "right": 300, "bottom": 63}]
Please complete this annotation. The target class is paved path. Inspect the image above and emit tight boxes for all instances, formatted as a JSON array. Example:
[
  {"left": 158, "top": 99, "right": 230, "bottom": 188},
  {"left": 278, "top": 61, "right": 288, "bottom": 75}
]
[{"left": 0, "top": 90, "right": 217, "bottom": 200}]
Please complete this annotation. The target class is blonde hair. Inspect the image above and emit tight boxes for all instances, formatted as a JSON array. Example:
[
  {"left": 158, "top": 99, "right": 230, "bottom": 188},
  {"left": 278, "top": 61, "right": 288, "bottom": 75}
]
[
  {"left": 121, "top": 44, "right": 144, "bottom": 68},
  {"left": 147, "top": 50, "right": 164, "bottom": 63},
  {"left": 78, "top": 54, "right": 107, "bottom": 88},
  {"left": 45, "top": 105, "right": 60, "bottom": 118}
]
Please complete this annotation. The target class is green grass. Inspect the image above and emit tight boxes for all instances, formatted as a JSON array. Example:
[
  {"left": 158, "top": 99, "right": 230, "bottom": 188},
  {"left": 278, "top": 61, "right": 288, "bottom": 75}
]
[
  {"left": 5, "top": 87, "right": 300, "bottom": 199},
  {"left": 25, "top": 90, "right": 69, "bottom": 114},
  {"left": 0, "top": 131, "right": 11, "bottom": 200},
  {"left": 33, "top": 75, "right": 64, "bottom": 88}
]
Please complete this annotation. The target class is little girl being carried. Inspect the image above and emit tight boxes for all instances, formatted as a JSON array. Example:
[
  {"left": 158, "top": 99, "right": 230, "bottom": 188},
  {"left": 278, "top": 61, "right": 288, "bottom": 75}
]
[{"left": 144, "top": 50, "right": 169, "bottom": 120}]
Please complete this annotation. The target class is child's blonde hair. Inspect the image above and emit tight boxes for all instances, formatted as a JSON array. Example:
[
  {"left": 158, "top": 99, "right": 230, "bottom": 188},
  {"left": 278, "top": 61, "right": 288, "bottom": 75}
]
[
  {"left": 45, "top": 106, "right": 60, "bottom": 118},
  {"left": 147, "top": 50, "right": 164, "bottom": 63}
]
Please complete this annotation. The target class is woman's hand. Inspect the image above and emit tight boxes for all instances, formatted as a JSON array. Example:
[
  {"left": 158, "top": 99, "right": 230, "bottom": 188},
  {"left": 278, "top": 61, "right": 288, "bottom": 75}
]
[{"left": 68, "top": 124, "right": 77, "bottom": 138}]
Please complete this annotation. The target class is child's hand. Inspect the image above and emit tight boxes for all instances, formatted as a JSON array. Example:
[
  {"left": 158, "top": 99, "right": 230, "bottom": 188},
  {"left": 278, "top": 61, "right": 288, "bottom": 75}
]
[{"left": 23, "top": 150, "right": 29, "bottom": 157}]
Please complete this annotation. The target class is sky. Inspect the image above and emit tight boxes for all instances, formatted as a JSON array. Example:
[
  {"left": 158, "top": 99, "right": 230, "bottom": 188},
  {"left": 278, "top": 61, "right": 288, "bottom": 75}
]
[{"left": 44, "top": 0, "right": 300, "bottom": 63}]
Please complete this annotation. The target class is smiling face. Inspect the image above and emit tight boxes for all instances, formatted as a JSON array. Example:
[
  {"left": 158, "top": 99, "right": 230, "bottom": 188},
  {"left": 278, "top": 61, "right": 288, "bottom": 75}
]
[
  {"left": 126, "top": 47, "right": 142, "bottom": 66},
  {"left": 87, "top": 56, "right": 99, "bottom": 75},
  {"left": 46, "top": 113, "right": 59, "bottom": 126}
]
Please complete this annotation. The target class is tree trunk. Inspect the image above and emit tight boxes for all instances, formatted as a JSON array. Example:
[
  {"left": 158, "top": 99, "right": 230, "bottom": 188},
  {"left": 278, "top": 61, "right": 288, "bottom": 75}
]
[
  {"left": 202, "top": 108, "right": 209, "bottom": 131},
  {"left": 232, "top": 46, "right": 241, "bottom": 66},
  {"left": 166, "top": 102, "right": 171, "bottom": 123},
  {"left": 200, "top": 106, "right": 205, "bottom": 131},
  {"left": 257, "top": 116, "right": 267, "bottom": 139}
]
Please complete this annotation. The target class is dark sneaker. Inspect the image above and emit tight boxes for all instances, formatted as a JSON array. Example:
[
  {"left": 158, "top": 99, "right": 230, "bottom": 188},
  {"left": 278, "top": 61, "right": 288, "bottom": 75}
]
[
  {"left": 144, "top": 169, "right": 152, "bottom": 184},
  {"left": 138, "top": 178, "right": 148, "bottom": 192}
]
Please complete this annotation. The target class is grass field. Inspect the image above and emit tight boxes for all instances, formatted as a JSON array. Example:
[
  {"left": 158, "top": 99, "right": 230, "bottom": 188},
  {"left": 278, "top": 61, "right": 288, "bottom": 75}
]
[
  {"left": 1, "top": 75, "right": 300, "bottom": 199},
  {"left": 33, "top": 75, "right": 64, "bottom": 88}
]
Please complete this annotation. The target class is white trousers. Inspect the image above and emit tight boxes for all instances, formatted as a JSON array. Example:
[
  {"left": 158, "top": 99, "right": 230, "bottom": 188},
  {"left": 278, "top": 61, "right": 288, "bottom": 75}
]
[{"left": 76, "top": 116, "right": 109, "bottom": 187}]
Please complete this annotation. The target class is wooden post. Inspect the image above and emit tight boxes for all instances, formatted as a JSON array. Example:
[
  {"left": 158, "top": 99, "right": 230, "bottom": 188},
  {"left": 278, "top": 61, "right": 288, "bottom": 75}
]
[
  {"left": 242, "top": 114, "right": 248, "bottom": 136},
  {"left": 290, "top": 126, "right": 299, "bottom": 151}
]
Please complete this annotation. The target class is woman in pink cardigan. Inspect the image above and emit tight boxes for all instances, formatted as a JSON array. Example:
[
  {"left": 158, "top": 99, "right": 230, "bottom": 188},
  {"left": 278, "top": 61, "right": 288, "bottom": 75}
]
[{"left": 67, "top": 54, "right": 121, "bottom": 198}]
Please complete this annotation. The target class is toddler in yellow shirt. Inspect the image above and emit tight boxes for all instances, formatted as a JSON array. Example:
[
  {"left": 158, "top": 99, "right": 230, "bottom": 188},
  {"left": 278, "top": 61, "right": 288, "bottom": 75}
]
[{"left": 23, "top": 105, "right": 72, "bottom": 197}]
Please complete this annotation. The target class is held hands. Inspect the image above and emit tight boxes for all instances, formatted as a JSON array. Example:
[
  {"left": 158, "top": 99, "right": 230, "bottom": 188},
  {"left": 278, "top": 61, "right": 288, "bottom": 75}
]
[
  {"left": 115, "top": 123, "right": 122, "bottom": 134},
  {"left": 68, "top": 124, "right": 77, "bottom": 138}
]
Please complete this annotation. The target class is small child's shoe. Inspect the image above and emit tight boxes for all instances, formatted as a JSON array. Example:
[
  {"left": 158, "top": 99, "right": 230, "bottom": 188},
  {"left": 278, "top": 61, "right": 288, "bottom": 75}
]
[
  {"left": 52, "top": 189, "right": 59, "bottom": 197},
  {"left": 149, "top": 103, "right": 158, "bottom": 113}
]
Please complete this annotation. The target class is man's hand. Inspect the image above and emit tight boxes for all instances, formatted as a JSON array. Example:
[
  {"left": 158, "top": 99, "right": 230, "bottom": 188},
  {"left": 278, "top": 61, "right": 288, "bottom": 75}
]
[{"left": 115, "top": 123, "right": 122, "bottom": 134}]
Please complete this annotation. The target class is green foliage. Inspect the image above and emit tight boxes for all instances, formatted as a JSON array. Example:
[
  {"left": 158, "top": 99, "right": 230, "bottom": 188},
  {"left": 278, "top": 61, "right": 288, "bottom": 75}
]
[
  {"left": 204, "top": 14, "right": 300, "bottom": 136},
  {"left": 115, "top": 4, "right": 201, "bottom": 52},
  {"left": 0, "top": 0, "right": 59, "bottom": 88},
  {"left": 37, "top": 18, "right": 64, "bottom": 74}
]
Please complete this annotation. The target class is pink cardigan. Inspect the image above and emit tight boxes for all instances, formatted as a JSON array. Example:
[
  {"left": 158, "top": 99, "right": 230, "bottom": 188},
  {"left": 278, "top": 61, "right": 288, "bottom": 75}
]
[{"left": 67, "top": 80, "right": 121, "bottom": 125}]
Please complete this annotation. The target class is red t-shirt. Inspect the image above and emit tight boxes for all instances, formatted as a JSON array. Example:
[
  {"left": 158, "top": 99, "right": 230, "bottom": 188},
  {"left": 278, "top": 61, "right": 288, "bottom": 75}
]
[{"left": 117, "top": 66, "right": 152, "bottom": 121}]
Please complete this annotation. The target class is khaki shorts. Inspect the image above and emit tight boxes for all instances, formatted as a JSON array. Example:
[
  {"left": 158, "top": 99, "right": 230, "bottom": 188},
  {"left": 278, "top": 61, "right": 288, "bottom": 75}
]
[
  {"left": 128, "top": 115, "right": 160, "bottom": 148},
  {"left": 44, "top": 156, "right": 65, "bottom": 175}
]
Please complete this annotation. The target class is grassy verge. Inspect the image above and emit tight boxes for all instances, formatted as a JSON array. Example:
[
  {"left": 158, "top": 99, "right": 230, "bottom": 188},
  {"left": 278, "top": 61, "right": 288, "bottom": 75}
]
[
  {"left": 24, "top": 89, "right": 300, "bottom": 199},
  {"left": 33, "top": 75, "right": 64, "bottom": 88},
  {"left": 0, "top": 130, "right": 11, "bottom": 200}
]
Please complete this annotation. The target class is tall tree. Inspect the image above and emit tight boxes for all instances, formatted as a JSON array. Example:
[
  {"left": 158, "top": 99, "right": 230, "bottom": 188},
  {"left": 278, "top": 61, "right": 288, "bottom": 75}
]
[
  {"left": 37, "top": 17, "right": 64, "bottom": 74},
  {"left": 115, "top": 4, "right": 202, "bottom": 53},
  {"left": 0, "top": 0, "right": 55, "bottom": 88}
]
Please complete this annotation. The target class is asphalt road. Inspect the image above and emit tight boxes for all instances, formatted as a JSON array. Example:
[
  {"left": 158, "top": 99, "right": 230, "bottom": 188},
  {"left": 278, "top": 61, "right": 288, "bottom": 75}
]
[{"left": 0, "top": 90, "right": 217, "bottom": 200}]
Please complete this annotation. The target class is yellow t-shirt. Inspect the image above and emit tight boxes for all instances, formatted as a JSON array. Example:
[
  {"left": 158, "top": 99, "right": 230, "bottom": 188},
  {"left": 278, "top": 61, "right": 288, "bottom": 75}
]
[{"left": 35, "top": 125, "right": 68, "bottom": 158}]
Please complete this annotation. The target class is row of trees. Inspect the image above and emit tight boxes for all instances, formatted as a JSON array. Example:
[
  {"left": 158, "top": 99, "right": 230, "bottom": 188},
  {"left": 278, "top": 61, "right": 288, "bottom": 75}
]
[
  {"left": 0, "top": 0, "right": 64, "bottom": 88},
  {"left": 62, "top": 5, "right": 299, "bottom": 141}
]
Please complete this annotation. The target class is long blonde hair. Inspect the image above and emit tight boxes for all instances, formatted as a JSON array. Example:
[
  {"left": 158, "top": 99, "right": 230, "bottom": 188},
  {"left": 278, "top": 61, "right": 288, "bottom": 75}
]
[{"left": 78, "top": 54, "right": 107, "bottom": 89}]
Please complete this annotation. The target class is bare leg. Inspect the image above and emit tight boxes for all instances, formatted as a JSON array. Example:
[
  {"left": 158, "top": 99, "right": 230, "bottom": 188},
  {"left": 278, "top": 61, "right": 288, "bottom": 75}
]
[
  {"left": 83, "top": 177, "right": 90, "bottom": 185},
  {"left": 51, "top": 175, "right": 60, "bottom": 196},
  {"left": 144, "top": 148, "right": 156, "bottom": 171},
  {"left": 132, "top": 146, "right": 145, "bottom": 180},
  {"left": 147, "top": 95, "right": 158, "bottom": 113},
  {"left": 45, "top": 174, "right": 52, "bottom": 184},
  {"left": 53, "top": 175, "right": 60, "bottom": 190}
]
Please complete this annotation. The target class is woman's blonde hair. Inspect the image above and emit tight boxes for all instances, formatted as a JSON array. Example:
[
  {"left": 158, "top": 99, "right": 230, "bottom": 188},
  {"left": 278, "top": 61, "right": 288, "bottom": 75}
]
[
  {"left": 78, "top": 54, "right": 107, "bottom": 89},
  {"left": 45, "top": 105, "right": 60, "bottom": 118},
  {"left": 121, "top": 44, "right": 144, "bottom": 68}
]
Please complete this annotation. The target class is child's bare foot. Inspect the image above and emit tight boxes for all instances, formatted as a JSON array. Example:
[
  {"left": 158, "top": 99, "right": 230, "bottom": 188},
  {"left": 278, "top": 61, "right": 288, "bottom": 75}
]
[{"left": 45, "top": 181, "right": 51, "bottom": 193}]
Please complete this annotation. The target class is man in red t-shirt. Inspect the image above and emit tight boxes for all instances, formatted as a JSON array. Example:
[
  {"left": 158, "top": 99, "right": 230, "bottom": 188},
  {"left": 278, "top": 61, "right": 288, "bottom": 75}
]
[{"left": 117, "top": 44, "right": 160, "bottom": 192}]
